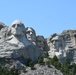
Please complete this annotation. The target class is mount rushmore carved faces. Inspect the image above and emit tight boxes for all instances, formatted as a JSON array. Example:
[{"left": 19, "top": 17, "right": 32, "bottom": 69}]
[
  {"left": 25, "top": 27, "right": 36, "bottom": 44},
  {"left": 48, "top": 34, "right": 65, "bottom": 58},
  {"left": 50, "top": 34, "right": 64, "bottom": 51},
  {"left": 36, "top": 35, "right": 45, "bottom": 50},
  {"left": 8, "top": 20, "right": 25, "bottom": 36},
  {"left": 0, "top": 20, "right": 41, "bottom": 61},
  {"left": 6, "top": 20, "right": 27, "bottom": 45}
]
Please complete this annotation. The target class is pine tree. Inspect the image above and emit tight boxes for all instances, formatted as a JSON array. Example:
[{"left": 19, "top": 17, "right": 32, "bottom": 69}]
[
  {"left": 46, "top": 58, "right": 51, "bottom": 67},
  {"left": 53, "top": 55, "right": 58, "bottom": 62},
  {"left": 38, "top": 55, "right": 44, "bottom": 65},
  {"left": 29, "top": 61, "right": 34, "bottom": 70},
  {"left": 22, "top": 66, "right": 26, "bottom": 72}
]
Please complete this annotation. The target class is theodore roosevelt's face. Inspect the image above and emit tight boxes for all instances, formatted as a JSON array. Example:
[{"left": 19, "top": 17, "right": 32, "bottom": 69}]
[{"left": 36, "top": 36, "right": 44, "bottom": 49}]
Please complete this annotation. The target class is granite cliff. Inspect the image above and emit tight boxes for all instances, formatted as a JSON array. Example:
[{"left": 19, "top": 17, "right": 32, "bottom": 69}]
[{"left": 0, "top": 20, "right": 76, "bottom": 64}]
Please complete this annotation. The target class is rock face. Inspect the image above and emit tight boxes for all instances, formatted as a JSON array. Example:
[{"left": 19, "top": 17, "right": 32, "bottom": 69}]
[
  {"left": 25, "top": 27, "right": 36, "bottom": 45},
  {"left": 0, "top": 20, "right": 76, "bottom": 64},
  {"left": 47, "top": 33, "right": 65, "bottom": 60},
  {"left": 47, "top": 30, "right": 76, "bottom": 63},
  {"left": 0, "top": 22, "right": 5, "bottom": 30},
  {"left": 36, "top": 35, "right": 45, "bottom": 50},
  {"left": 24, "top": 64, "right": 63, "bottom": 75},
  {"left": 0, "top": 20, "right": 41, "bottom": 62},
  {"left": 61, "top": 30, "right": 76, "bottom": 62}
]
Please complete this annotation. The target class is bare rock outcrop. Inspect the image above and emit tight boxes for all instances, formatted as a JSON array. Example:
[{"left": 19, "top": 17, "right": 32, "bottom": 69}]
[
  {"left": 0, "top": 20, "right": 41, "bottom": 62},
  {"left": 47, "top": 30, "right": 76, "bottom": 63},
  {"left": 0, "top": 20, "right": 76, "bottom": 64},
  {"left": 0, "top": 22, "right": 6, "bottom": 30}
]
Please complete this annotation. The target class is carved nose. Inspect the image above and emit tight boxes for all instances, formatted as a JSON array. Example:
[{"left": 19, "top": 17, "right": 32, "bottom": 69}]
[
  {"left": 41, "top": 43, "right": 44, "bottom": 46},
  {"left": 15, "top": 24, "right": 17, "bottom": 29},
  {"left": 30, "top": 32, "right": 32, "bottom": 35},
  {"left": 53, "top": 41, "right": 55, "bottom": 45}
]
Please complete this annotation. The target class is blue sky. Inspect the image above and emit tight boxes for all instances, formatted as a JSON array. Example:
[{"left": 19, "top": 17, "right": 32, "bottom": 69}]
[{"left": 0, "top": 0, "right": 76, "bottom": 38}]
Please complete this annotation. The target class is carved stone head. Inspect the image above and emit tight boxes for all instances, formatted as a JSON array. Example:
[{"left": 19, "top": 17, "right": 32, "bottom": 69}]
[
  {"left": 25, "top": 27, "right": 36, "bottom": 42},
  {"left": 51, "top": 35, "right": 64, "bottom": 51},
  {"left": 8, "top": 20, "right": 25, "bottom": 36},
  {"left": 36, "top": 35, "right": 45, "bottom": 50}
]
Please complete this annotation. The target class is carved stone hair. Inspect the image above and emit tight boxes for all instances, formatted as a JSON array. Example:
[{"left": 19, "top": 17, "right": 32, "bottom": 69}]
[{"left": 25, "top": 27, "right": 36, "bottom": 36}]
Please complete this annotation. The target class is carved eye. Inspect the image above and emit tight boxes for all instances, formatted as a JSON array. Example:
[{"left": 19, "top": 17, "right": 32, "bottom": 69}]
[
  {"left": 38, "top": 40, "right": 41, "bottom": 42},
  {"left": 26, "top": 31, "right": 30, "bottom": 34},
  {"left": 17, "top": 24, "right": 21, "bottom": 27},
  {"left": 12, "top": 24, "right": 15, "bottom": 28}
]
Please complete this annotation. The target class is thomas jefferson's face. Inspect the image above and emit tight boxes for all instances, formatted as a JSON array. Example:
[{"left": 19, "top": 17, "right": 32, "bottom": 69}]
[
  {"left": 10, "top": 20, "right": 25, "bottom": 36},
  {"left": 26, "top": 28, "right": 36, "bottom": 42}
]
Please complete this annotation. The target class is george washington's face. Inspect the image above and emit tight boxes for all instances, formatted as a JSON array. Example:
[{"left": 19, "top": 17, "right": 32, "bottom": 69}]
[
  {"left": 9, "top": 20, "right": 25, "bottom": 36},
  {"left": 26, "top": 27, "right": 36, "bottom": 42}
]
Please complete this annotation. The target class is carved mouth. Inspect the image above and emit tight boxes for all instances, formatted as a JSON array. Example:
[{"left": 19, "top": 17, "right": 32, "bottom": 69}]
[{"left": 28, "top": 36, "right": 32, "bottom": 38}]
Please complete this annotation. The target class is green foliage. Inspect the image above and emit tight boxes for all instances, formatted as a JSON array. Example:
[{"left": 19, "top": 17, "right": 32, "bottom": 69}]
[
  {"left": 0, "top": 66, "right": 20, "bottom": 75},
  {"left": 0, "top": 67, "right": 9, "bottom": 75},
  {"left": 38, "top": 55, "right": 44, "bottom": 64},
  {"left": 46, "top": 52, "right": 49, "bottom": 58},
  {"left": 70, "top": 67, "right": 75, "bottom": 75},
  {"left": 46, "top": 56, "right": 76, "bottom": 75},
  {"left": 56, "top": 62, "right": 61, "bottom": 69},
  {"left": 64, "top": 57, "right": 70, "bottom": 65},
  {"left": 49, "top": 55, "right": 59, "bottom": 66},
  {"left": 60, "top": 58, "right": 76, "bottom": 75},
  {"left": 53, "top": 55, "right": 58, "bottom": 62},
  {"left": 45, "top": 56, "right": 76, "bottom": 75},
  {"left": 29, "top": 61, "right": 34, "bottom": 69},
  {"left": 0, "top": 56, "right": 76, "bottom": 75},
  {"left": 45, "top": 58, "right": 51, "bottom": 67},
  {"left": 45, "top": 56, "right": 75, "bottom": 75},
  {"left": 53, "top": 61, "right": 61, "bottom": 69},
  {"left": 22, "top": 66, "right": 26, "bottom": 72},
  {"left": 50, "top": 58, "right": 54, "bottom": 65},
  {"left": 69, "top": 63, "right": 76, "bottom": 75},
  {"left": 72, "top": 63, "right": 76, "bottom": 69}
]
